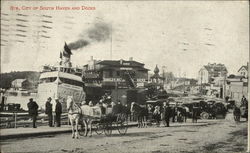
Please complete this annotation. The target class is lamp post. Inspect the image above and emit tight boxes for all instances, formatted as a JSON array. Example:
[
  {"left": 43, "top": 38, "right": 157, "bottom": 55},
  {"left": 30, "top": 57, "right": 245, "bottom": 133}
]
[{"left": 247, "top": 63, "right": 250, "bottom": 152}]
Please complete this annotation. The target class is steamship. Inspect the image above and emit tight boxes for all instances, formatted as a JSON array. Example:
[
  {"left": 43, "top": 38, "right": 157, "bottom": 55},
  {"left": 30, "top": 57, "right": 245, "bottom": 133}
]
[{"left": 37, "top": 43, "right": 85, "bottom": 112}]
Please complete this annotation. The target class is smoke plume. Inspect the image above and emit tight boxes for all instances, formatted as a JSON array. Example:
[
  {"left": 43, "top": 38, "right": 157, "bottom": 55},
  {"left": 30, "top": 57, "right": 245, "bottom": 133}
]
[
  {"left": 88, "top": 22, "right": 111, "bottom": 42},
  {"left": 68, "top": 40, "right": 89, "bottom": 50},
  {"left": 68, "top": 21, "right": 111, "bottom": 50}
]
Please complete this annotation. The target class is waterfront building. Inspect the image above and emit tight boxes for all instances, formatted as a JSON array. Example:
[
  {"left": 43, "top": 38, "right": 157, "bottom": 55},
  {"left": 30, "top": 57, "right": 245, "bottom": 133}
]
[
  {"left": 226, "top": 63, "right": 249, "bottom": 103},
  {"left": 82, "top": 57, "right": 149, "bottom": 104}
]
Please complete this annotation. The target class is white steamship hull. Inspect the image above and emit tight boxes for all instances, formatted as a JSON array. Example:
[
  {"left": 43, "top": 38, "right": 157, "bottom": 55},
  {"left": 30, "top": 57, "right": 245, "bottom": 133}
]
[{"left": 37, "top": 71, "right": 85, "bottom": 112}]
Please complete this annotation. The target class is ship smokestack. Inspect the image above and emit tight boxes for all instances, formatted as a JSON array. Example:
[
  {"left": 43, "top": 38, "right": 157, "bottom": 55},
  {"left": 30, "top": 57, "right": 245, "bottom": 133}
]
[{"left": 60, "top": 42, "right": 72, "bottom": 68}]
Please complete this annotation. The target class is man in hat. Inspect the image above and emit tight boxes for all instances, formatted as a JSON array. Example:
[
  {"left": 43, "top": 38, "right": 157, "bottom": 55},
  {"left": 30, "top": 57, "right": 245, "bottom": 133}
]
[
  {"left": 153, "top": 105, "right": 161, "bottom": 127},
  {"left": 55, "top": 98, "right": 62, "bottom": 127},
  {"left": 162, "top": 102, "right": 171, "bottom": 127},
  {"left": 45, "top": 97, "right": 53, "bottom": 127},
  {"left": 27, "top": 98, "right": 39, "bottom": 128}
]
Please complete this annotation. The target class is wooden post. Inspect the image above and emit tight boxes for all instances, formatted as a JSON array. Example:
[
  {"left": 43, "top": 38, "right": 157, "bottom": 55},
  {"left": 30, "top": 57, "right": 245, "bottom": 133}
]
[{"left": 14, "top": 112, "right": 17, "bottom": 128}]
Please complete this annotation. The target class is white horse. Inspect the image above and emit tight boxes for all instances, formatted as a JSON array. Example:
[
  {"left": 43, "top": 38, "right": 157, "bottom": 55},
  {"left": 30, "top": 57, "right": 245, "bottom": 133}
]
[{"left": 67, "top": 96, "right": 82, "bottom": 139}]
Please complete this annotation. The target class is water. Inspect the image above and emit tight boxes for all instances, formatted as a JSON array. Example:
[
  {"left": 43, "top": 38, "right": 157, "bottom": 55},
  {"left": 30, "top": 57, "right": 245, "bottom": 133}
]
[{"left": 4, "top": 94, "right": 37, "bottom": 111}]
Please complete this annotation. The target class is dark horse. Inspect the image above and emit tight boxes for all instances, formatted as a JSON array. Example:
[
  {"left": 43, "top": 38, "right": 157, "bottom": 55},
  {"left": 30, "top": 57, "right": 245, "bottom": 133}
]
[
  {"left": 130, "top": 102, "right": 148, "bottom": 128},
  {"left": 176, "top": 106, "right": 187, "bottom": 122}
]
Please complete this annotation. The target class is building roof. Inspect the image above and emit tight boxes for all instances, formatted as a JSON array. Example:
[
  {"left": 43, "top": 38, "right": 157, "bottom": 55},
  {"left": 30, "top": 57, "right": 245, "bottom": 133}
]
[
  {"left": 238, "top": 65, "right": 248, "bottom": 72},
  {"left": 12, "top": 79, "right": 27, "bottom": 84},
  {"left": 154, "top": 65, "right": 159, "bottom": 74},
  {"left": 150, "top": 73, "right": 164, "bottom": 79},
  {"left": 97, "top": 60, "right": 145, "bottom": 67},
  {"left": 204, "top": 63, "right": 227, "bottom": 73},
  {"left": 99, "top": 66, "right": 149, "bottom": 71},
  {"left": 201, "top": 63, "right": 228, "bottom": 78},
  {"left": 227, "top": 74, "right": 245, "bottom": 79}
]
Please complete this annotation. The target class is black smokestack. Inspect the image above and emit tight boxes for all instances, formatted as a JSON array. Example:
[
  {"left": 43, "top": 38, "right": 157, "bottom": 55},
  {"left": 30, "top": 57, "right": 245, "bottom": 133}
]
[{"left": 68, "top": 21, "right": 111, "bottom": 50}]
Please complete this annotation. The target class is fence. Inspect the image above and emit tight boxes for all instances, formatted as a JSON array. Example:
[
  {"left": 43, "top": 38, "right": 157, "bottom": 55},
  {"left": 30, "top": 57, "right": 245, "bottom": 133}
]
[{"left": 0, "top": 112, "right": 69, "bottom": 128}]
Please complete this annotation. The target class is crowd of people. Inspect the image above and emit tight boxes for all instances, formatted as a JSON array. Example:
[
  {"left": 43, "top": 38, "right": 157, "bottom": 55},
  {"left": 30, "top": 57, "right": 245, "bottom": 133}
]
[
  {"left": 27, "top": 97, "right": 62, "bottom": 128},
  {"left": 140, "top": 102, "right": 199, "bottom": 127},
  {"left": 27, "top": 94, "right": 248, "bottom": 129}
]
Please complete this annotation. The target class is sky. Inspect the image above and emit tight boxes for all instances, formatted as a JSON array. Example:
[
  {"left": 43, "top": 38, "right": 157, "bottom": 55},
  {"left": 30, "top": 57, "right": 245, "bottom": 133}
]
[{"left": 1, "top": 1, "right": 249, "bottom": 78}]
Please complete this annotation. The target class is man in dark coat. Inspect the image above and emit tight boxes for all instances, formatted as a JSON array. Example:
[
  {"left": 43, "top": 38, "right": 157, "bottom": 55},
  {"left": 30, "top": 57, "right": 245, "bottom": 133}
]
[
  {"left": 27, "top": 98, "right": 39, "bottom": 128},
  {"left": 192, "top": 105, "right": 199, "bottom": 123},
  {"left": 162, "top": 102, "right": 171, "bottom": 127},
  {"left": 45, "top": 97, "right": 53, "bottom": 127},
  {"left": 55, "top": 98, "right": 62, "bottom": 127},
  {"left": 172, "top": 106, "right": 176, "bottom": 122}
]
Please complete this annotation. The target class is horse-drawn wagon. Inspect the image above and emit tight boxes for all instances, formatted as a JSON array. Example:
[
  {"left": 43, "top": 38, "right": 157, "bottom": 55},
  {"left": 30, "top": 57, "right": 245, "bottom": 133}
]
[
  {"left": 181, "top": 98, "right": 227, "bottom": 120},
  {"left": 67, "top": 97, "right": 129, "bottom": 138},
  {"left": 77, "top": 104, "right": 129, "bottom": 137},
  {"left": 199, "top": 100, "right": 227, "bottom": 119}
]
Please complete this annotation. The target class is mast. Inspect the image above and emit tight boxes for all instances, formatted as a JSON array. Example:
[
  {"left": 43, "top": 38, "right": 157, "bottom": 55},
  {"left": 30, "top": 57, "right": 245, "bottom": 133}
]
[{"left": 110, "top": 24, "right": 113, "bottom": 60}]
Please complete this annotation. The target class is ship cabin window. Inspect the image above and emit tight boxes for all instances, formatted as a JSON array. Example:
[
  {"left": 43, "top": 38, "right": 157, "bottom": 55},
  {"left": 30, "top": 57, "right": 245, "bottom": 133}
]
[
  {"left": 59, "top": 67, "right": 71, "bottom": 73},
  {"left": 59, "top": 77, "right": 84, "bottom": 87},
  {"left": 39, "top": 77, "right": 57, "bottom": 84}
]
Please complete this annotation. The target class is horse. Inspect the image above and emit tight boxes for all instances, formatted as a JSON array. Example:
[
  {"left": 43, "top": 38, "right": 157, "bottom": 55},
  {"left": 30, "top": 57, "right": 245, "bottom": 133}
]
[
  {"left": 130, "top": 102, "right": 148, "bottom": 128},
  {"left": 176, "top": 106, "right": 186, "bottom": 122},
  {"left": 67, "top": 96, "right": 82, "bottom": 139}
]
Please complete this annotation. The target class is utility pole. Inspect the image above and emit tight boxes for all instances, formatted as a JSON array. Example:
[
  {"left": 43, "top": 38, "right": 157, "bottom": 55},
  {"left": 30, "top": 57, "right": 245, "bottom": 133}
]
[
  {"left": 110, "top": 24, "right": 113, "bottom": 60},
  {"left": 248, "top": 62, "right": 250, "bottom": 152},
  {"left": 0, "top": 48, "right": 1, "bottom": 74},
  {"left": 162, "top": 66, "right": 166, "bottom": 89}
]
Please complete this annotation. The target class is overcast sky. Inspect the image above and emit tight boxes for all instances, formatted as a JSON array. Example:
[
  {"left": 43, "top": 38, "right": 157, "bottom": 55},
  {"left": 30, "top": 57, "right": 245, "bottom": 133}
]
[{"left": 1, "top": 1, "right": 249, "bottom": 78}]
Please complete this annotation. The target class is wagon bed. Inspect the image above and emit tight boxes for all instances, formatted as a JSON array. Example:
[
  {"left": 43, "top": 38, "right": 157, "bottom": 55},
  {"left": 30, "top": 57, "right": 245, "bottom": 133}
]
[{"left": 79, "top": 106, "right": 128, "bottom": 136}]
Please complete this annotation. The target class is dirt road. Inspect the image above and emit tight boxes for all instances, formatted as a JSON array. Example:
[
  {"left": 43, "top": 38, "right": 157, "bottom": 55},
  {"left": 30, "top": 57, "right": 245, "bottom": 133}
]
[{"left": 1, "top": 113, "right": 247, "bottom": 153}]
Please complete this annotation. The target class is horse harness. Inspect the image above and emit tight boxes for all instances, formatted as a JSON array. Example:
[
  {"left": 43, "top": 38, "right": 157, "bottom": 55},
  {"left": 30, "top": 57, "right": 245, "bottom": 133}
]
[{"left": 68, "top": 103, "right": 82, "bottom": 115}]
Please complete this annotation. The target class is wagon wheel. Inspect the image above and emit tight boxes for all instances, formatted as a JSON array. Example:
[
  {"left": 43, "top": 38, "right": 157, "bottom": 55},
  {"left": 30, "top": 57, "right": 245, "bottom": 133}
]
[
  {"left": 78, "top": 122, "right": 87, "bottom": 136},
  {"left": 104, "top": 122, "right": 112, "bottom": 136},
  {"left": 117, "top": 114, "right": 128, "bottom": 135},
  {"left": 201, "top": 112, "right": 209, "bottom": 119},
  {"left": 94, "top": 123, "right": 104, "bottom": 135}
]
